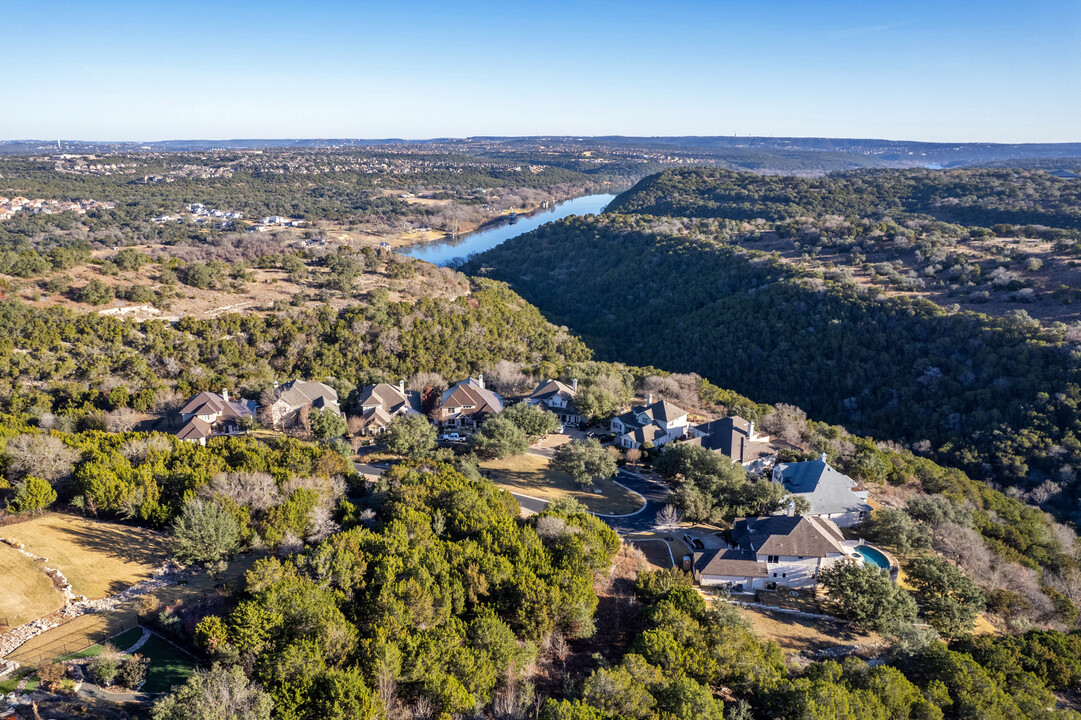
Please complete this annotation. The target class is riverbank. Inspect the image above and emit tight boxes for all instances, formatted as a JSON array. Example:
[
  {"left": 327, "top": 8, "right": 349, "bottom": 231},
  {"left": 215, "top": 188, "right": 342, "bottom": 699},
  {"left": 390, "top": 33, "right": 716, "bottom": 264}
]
[{"left": 396, "top": 193, "right": 617, "bottom": 266}]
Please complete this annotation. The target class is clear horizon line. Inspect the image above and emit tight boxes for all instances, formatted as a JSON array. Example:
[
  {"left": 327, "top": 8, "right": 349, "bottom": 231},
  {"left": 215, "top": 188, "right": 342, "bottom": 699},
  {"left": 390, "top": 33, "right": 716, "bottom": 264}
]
[{"left": 3, "top": 134, "right": 1081, "bottom": 147}]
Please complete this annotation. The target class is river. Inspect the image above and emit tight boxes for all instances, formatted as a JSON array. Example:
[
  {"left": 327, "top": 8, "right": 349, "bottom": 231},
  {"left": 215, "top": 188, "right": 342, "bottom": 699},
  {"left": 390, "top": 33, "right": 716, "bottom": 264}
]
[{"left": 395, "top": 193, "right": 615, "bottom": 266}]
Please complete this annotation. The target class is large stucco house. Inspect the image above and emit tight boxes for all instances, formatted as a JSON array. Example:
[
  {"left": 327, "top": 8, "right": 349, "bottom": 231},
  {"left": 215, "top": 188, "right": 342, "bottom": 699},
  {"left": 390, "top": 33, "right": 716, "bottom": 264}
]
[{"left": 694, "top": 514, "right": 850, "bottom": 593}]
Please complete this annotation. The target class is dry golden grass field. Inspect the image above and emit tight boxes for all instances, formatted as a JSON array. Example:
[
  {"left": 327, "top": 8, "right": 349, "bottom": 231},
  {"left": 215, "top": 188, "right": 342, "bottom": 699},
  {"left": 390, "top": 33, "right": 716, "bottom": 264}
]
[
  {"left": 0, "top": 543, "right": 66, "bottom": 628},
  {"left": 481, "top": 453, "right": 643, "bottom": 515},
  {"left": 3, "top": 514, "right": 169, "bottom": 600}
]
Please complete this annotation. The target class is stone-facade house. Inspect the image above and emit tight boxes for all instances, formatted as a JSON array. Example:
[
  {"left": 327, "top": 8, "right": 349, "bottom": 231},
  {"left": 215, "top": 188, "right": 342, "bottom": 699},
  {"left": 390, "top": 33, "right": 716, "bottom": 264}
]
[
  {"left": 355, "top": 381, "right": 422, "bottom": 434},
  {"left": 176, "top": 390, "right": 256, "bottom": 445},
  {"left": 269, "top": 380, "right": 342, "bottom": 429}
]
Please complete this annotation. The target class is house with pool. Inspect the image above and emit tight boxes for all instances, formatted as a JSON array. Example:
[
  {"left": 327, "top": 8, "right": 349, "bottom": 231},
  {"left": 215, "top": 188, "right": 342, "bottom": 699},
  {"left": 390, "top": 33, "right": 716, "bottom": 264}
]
[{"left": 694, "top": 513, "right": 890, "bottom": 593}]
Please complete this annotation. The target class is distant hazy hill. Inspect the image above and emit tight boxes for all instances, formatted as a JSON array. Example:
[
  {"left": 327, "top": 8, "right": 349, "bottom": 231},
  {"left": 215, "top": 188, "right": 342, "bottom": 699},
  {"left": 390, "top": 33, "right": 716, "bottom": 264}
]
[{"left": 3, "top": 136, "right": 1080, "bottom": 169}]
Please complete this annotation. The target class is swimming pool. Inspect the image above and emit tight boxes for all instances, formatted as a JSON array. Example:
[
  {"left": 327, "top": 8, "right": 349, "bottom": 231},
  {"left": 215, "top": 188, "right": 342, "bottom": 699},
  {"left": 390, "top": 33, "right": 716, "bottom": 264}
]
[{"left": 854, "top": 545, "right": 891, "bottom": 570}]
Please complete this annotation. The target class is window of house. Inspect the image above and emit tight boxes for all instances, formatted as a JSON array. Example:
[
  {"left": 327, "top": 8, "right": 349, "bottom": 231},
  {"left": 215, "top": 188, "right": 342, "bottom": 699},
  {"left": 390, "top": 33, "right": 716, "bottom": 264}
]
[
  {"left": 768, "top": 555, "right": 779, "bottom": 563},
  {"left": 772, "top": 573, "right": 777, "bottom": 577},
  {"left": 781, "top": 573, "right": 786, "bottom": 578}
]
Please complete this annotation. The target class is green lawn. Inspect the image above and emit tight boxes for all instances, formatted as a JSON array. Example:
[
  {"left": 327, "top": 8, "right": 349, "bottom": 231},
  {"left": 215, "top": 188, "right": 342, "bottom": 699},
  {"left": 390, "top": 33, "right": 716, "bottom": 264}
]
[
  {"left": 137, "top": 633, "right": 198, "bottom": 693},
  {"left": 0, "top": 671, "right": 38, "bottom": 694},
  {"left": 56, "top": 626, "right": 199, "bottom": 693}
]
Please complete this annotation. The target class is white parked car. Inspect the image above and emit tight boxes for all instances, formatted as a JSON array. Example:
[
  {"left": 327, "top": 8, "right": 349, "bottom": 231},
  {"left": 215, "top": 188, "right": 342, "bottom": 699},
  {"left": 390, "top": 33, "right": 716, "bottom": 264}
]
[{"left": 441, "top": 432, "right": 463, "bottom": 442}]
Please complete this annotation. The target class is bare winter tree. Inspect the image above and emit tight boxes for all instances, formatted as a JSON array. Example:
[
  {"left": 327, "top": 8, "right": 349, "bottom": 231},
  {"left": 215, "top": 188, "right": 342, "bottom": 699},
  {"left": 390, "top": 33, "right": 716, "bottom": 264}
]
[
  {"left": 208, "top": 471, "right": 281, "bottom": 512},
  {"left": 306, "top": 505, "right": 340, "bottom": 543},
  {"left": 657, "top": 504, "right": 683, "bottom": 537},
  {"left": 104, "top": 407, "right": 140, "bottom": 433},
  {"left": 760, "top": 403, "right": 809, "bottom": 445},
  {"left": 4, "top": 433, "right": 79, "bottom": 485},
  {"left": 407, "top": 371, "right": 445, "bottom": 393},
  {"left": 485, "top": 360, "right": 531, "bottom": 396}
]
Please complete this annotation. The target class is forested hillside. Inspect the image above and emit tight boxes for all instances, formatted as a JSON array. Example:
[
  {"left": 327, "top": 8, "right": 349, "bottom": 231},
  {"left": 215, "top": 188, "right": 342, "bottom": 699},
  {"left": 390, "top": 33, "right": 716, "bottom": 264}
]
[{"left": 468, "top": 170, "right": 1081, "bottom": 515}]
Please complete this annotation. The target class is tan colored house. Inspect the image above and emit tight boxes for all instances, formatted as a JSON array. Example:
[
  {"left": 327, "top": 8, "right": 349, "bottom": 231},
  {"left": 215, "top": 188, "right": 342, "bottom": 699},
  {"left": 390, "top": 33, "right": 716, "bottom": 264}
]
[
  {"left": 355, "top": 381, "right": 422, "bottom": 434},
  {"left": 269, "top": 380, "right": 341, "bottom": 429},
  {"left": 434, "top": 376, "right": 503, "bottom": 429},
  {"left": 176, "top": 390, "right": 256, "bottom": 445}
]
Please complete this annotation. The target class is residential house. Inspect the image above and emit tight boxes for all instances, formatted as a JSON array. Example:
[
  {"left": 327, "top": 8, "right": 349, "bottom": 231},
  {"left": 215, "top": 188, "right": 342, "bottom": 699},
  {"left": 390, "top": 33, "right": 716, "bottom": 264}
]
[
  {"left": 355, "top": 380, "right": 422, "bottom": 434},
  {"left": 611, "top": 396, "right": 689, "bottom": 450},
  {"left": 525, "top": 379, "right": 583, "bottom": 426},
  {"left": 176, "top": 389, "right": 256, "bottom": 445},
  {"left": 771, "top": 454, "right": 871, "bottom": 528},
  {"left": 694, "top": 514, "right": 850, "bottom": 592},
  {"left": 434, "top": 376, "right": 503, "bottom": 429},
  {"left": 269, "top": 380, "right": 342, "bottom": 429},
  {"left": 687, "top": 415, "right": 776, "bottom": 471}
]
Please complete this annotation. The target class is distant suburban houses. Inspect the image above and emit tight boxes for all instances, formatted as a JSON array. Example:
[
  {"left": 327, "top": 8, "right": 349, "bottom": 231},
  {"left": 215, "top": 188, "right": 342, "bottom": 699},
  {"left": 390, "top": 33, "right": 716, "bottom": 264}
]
[
  {"left": 611, "top": 396, "right": 690, "bottom": 450},
  {"left": 0, "top": 195, "right": 114, "bottom": 221},
  {"left": 269, "top": 380, "right": 342, "bottom": 429},
  {"left": 176, "top": 390, "right": 257, "bottom": 445},
  {"left": 526, "top": 379, "right": 583, "bottom": 426},
  {"left": 355, "top": 381, "right": 422, "bottom": 434},
  {"left": 771, "top": 454, "right": 871, "bottom": 528}
]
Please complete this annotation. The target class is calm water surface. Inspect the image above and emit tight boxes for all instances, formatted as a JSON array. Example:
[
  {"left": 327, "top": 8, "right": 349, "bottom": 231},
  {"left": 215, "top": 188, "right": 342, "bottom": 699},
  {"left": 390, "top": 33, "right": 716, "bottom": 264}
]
[{"left": 396, "top": 193, "right": 615, "bottom": 266}]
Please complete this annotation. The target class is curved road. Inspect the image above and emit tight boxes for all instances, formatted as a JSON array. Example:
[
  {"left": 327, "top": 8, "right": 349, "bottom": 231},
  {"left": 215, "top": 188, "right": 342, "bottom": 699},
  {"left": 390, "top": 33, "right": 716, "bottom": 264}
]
[{"left": 510, "top": 469, "right": 672, "bottom": 535}]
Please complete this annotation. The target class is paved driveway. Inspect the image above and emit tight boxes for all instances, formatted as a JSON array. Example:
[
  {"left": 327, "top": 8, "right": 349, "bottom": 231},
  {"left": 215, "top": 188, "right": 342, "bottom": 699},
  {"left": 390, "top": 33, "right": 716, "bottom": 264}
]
[{"left": 507, "top": 468, "right": 673, "bottom": 535}]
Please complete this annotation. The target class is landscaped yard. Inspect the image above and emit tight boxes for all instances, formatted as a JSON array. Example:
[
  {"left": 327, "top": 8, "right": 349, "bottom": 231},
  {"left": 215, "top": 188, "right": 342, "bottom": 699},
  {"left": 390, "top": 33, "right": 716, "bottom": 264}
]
[
  {"left": 3, "top": 514, "right": 169, "bottom": 599},
  {"left": 481, "top": 453, "right": 643, "bottom": 515},
  {"left": 61, "top": 626, "right": 199, "bottom": 694},
  {"left": 0, "top": 542, "right": 66, "bottom": 628}
]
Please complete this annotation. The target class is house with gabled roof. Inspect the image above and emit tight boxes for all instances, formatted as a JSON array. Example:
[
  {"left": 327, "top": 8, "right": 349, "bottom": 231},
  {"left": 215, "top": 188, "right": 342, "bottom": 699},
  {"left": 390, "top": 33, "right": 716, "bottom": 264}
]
[
  {"left": 610, "top": 396, "right": 689, "bottom": 450},
  {"left": 771, "top": 454, "right": 871, "bottom": 528},
  {"left": 176, "top": 389, "right": 256, "bottom": 445},
  {"left": 525, "top": 378, "right": 582, "bottom": 426},
  {"left": 687, "top": 415, "right": 776, "bottom": 469},
  {"left": 269, "top": 380, "right": 342, "bottom": 430},
  {"left": 355, "top": 380, "right": 422, "bottom": 434},
  {"left": 434, "top": 376, "right": 503, "bottom": 429},
  {"left": 695, "top": 513, "right": 851, "bottom": 592}
]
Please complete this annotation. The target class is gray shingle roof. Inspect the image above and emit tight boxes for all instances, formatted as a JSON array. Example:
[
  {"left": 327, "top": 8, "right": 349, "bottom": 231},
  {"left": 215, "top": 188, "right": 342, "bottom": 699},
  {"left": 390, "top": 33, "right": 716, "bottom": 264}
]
[
  {"left": 774, "top": 459, "right": 870, "bottom": 517},
  {"left": 732, "top": 515, "right": 846, "bottom": 558}
]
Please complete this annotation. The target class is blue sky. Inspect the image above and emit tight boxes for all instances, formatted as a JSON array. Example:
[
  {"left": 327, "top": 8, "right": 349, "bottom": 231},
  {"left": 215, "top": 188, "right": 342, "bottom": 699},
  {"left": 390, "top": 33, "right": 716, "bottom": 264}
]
[{"left": 4, "top": 0, "right": 1079, "bottom": 142}]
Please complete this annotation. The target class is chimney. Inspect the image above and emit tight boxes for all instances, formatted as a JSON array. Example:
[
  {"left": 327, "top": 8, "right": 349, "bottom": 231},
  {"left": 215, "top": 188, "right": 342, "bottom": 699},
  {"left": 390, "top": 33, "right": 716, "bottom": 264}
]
[
  {"left": 820, "top": 452, "right": 828, "bottom": 463},
  {"left": 273, "top": 380, "right": 278, "bottom": 389},
  {"left": 572, "top": 378, "right": 578, "bottom": 392},
  {"left": 477, "top": 374, "right": 485, "bottom": 389},
  {"left": 647, "top": 393, "right": 653, "bottom": 406},
  {"left": 747, "top": 420, "right": 755, "bottom": 440},
  {"left": 786, "top": 501, "right": 795, "bottom": 517},
  {"left": 221, "top": 388, "right": 229, "bottom": 402},
  {"left": 399, "top": 379, "right": 406, "bottom": 394}
]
